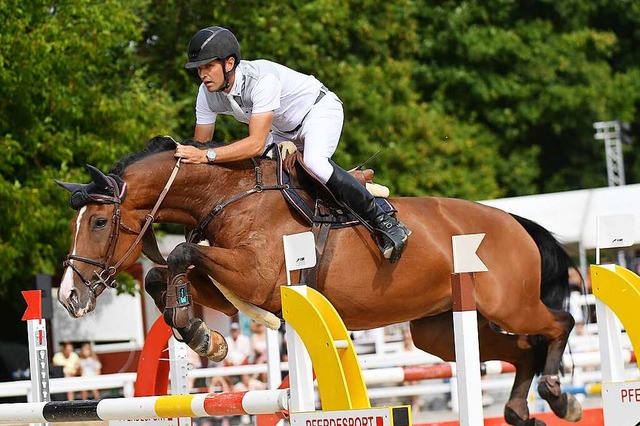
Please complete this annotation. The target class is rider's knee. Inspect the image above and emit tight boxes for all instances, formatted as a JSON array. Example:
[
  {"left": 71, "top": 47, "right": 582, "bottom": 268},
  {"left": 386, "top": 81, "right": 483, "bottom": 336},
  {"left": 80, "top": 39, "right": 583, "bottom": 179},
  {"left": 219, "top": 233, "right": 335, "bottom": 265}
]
[{"left": 303, "top": 155, "right": 333, "bottom": 183}]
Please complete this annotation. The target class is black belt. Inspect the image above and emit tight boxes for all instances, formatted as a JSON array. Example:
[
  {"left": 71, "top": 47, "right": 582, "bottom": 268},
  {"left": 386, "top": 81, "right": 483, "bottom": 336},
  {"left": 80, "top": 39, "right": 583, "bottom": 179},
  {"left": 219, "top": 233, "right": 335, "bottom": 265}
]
[{"left": 287, "top": 86, "right": 328, "bottom": 133}]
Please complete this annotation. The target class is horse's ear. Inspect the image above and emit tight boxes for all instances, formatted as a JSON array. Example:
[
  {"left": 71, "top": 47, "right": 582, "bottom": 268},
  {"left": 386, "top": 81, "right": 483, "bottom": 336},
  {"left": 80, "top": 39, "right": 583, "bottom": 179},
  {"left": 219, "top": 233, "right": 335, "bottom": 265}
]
[
  {"left": 55, "top": 179, "right": 85, "bottom": 193},
  {"left": 86, "top": 164, "right": 111, "bottom": 190}
]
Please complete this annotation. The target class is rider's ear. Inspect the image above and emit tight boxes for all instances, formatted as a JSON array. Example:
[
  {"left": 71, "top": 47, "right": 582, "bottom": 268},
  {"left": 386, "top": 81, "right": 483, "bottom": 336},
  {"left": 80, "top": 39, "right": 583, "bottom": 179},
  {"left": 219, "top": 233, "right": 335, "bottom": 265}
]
[{"left": 225, "top": 57, "right": 235, "bottom": 73}]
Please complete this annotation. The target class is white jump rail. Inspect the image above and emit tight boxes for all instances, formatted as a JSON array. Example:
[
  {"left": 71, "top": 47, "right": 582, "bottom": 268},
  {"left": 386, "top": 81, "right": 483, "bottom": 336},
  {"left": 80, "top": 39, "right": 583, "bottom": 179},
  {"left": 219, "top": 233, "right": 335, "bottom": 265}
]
[{"left": 0, "top": 389, "right": 289, "bottom": 424}]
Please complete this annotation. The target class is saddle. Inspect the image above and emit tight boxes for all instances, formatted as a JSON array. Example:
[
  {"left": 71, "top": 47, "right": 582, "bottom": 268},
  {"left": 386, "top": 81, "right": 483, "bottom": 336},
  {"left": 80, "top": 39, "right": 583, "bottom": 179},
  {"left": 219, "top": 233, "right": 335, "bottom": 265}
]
[
  {"left": 271, "top": 145, "right": 397, "bottom": 287},
  {"left": 274, "top": 147, "right": 396, "bottom": 228}
]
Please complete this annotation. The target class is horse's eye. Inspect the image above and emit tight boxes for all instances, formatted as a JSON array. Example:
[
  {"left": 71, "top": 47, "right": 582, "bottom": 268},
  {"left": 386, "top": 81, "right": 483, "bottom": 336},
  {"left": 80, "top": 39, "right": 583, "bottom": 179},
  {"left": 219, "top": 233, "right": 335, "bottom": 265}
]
[{"left": 94, "top": 218, "right": 109, "bottom": 229}]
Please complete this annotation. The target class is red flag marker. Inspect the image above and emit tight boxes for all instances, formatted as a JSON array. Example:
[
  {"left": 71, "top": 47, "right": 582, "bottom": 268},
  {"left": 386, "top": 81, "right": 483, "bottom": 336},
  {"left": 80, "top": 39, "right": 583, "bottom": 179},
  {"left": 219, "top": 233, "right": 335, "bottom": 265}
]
[{"left": 22, "top": 290, "right": 42, "bottom": 321}]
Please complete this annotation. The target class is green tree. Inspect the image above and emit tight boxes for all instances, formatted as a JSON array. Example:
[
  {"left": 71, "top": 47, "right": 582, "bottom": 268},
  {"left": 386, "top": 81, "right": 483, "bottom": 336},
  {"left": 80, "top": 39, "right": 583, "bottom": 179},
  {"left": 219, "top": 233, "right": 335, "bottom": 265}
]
[
  {"left": 413, "top": 0, "right": 640, "bottom": 194},
  {"left": 0, "top": 0, "right": 181, "bottom": 296},
  {"left": 2, "top": 0, "right": 640, "bottom": 300},
  {"left": 139, "top": 0, "right": 506, "bottom": 198}
]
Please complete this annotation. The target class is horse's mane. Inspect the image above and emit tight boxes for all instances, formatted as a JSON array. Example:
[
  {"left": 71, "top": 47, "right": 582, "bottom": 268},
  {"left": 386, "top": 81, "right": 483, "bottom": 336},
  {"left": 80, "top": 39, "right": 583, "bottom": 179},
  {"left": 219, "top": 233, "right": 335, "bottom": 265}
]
[{"left": 109, "top": 136, "right": 226, "bottom": 177}]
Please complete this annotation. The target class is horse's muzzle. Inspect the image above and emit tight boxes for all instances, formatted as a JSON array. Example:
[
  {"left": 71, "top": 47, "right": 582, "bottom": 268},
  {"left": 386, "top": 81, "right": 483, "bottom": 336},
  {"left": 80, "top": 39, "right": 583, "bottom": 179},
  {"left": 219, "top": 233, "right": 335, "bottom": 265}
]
[{"left": 59, "top": 287, "right": 97, "bottom": 318}]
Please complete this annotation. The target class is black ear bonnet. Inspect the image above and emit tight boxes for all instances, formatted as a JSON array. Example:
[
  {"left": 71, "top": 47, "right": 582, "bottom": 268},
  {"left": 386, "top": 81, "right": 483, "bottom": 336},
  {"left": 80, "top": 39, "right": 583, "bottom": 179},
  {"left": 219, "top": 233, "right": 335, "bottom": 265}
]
[{"left": 55, "top": 165, "right": 128, "bottom": 210}]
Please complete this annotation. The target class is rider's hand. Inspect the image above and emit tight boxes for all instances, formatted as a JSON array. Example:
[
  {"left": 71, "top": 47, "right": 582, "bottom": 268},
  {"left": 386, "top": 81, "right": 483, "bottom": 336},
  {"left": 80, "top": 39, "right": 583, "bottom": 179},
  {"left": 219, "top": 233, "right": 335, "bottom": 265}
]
[{"left": 174, "top": 145, "right": 207, "bottom": 164}]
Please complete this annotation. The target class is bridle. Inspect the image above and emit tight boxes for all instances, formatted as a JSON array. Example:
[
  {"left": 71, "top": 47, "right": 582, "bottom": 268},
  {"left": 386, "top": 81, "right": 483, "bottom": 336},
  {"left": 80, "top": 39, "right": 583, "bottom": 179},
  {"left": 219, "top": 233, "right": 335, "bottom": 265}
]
[
  {"left": 64, "top": 151, "right": 288, "bottom": 297},
  {"left": 64, "top": 159, "right": 182, "bottom": 295}
]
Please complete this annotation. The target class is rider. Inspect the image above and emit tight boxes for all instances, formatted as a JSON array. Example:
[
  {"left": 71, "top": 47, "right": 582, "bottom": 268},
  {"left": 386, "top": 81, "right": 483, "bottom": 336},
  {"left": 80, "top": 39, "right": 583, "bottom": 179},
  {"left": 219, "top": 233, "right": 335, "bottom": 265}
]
[{"left": 175, "top": 26, "right": 410, "bottom": 263}]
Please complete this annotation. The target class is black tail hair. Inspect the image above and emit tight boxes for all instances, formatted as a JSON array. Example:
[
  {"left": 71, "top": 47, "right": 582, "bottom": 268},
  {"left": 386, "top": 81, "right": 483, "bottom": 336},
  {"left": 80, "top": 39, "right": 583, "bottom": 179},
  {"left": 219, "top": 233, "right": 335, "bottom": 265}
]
[
  {"left": 510, "top": 213, "right": 575, "bottom": 374},
  {"left": 510, "top": 214, "right": 572, "bottom": 310}
]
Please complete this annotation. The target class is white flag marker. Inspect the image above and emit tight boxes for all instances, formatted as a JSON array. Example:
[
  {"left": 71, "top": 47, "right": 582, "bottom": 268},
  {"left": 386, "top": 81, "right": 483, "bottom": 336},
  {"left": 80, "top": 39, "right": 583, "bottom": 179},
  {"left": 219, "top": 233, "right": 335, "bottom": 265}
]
[
  {"left": 283, "top": 232, "right": 317, "bottom": 286},
  {"left": 452, "top": 233, "right": 488, "bottom": 273},
  {"left": 596, "top": 214, "right": 635, "bottom": 250}
]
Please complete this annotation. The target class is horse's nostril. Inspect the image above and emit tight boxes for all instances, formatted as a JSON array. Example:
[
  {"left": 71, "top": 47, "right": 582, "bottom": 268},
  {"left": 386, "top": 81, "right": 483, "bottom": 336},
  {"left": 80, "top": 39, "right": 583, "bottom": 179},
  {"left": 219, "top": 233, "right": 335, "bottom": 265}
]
[{"left": 68, "top": 288, "right": 78, "bottom": 303}]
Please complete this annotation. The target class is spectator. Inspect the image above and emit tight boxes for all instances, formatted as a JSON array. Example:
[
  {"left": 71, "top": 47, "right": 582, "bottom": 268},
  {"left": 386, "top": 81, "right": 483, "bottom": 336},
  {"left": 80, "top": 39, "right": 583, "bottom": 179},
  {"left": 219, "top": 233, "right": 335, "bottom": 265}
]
[
  {"left": 250, "top": 322, "right": 267, "bottom": 364},
  {"left": 78, "top": 342, "right": 102, "bottom": 400},
  {"left": 221, "top": 322, "right": 252, "bottom": 386},
  {"left": 52, "top": 341, "right": 80, "bottom": 400},
  {"left": 223, "top": 322, "right": 252, "bottom": 367},
  {"left": 250, "top": 322, "right": 268, "bottom": 383},
  {"left": 208, "top": 375, "right": 232, "bottom": 393},
  {"left": 233, "top": 373, "right": 266, "bottom": 392}
]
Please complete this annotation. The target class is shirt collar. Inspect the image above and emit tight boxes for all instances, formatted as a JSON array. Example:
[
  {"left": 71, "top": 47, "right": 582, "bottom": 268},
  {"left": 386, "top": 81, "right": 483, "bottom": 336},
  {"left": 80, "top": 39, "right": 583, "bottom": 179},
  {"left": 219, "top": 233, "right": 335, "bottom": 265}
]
[{"left": 228, "top": 63, "right": 244, "bottom": 97}]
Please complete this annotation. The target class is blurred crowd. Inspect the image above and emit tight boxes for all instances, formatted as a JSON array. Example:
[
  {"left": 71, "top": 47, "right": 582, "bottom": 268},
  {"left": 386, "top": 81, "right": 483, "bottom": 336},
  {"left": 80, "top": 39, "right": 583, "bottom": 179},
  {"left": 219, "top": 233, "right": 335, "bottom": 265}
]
[
  {"left": 51, "top": 341, "right": 102, "bottom": 400},
  {"left": 192, "top": 320, "right": 282, "bottom": 426}
]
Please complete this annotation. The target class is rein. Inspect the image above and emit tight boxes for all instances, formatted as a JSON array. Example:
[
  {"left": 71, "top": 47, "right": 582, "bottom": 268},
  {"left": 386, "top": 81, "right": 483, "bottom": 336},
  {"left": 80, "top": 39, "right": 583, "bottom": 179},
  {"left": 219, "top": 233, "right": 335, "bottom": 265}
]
[
  {"left": 65, "top": 158, "right": 182, "bottom": 293},
  {"left": 67, "top": 155, "right": 287, "bottom": 294}
]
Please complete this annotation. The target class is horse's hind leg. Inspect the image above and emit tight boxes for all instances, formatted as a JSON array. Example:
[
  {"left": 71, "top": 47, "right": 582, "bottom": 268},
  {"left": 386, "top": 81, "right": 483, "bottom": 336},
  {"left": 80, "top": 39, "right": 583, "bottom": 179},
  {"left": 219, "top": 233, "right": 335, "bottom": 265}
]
[
  {"left": 494, "top": 302, "right": 581, "bottom": 422},
  {"left": 410, "top": 313, "right": 547, "bottom": 426},
  {"left": 536, "top": 310, "right": 582, "bottom": 422}
]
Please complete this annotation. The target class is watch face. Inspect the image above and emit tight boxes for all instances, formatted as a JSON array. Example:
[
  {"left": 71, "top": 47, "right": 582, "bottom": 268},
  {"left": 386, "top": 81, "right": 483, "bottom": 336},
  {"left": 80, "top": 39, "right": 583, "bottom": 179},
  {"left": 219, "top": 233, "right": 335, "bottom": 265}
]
[{"left": 206, "top": 149, "right": 216, "bottom": 162}]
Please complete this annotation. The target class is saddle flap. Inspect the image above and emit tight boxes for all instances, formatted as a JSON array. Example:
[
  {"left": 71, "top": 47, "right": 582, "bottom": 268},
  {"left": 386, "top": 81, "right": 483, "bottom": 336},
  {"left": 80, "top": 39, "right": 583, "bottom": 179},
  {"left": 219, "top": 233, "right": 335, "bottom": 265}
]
[{"left": 277, "top": 148, "right": 396, "bottom": 228}]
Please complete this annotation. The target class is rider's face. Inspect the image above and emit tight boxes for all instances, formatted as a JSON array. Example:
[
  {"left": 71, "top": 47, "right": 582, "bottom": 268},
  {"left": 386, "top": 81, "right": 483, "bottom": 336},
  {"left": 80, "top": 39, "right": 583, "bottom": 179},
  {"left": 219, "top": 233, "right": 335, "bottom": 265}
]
[{"left": 197, "top": 58, "right": 234, "bottom": 93}]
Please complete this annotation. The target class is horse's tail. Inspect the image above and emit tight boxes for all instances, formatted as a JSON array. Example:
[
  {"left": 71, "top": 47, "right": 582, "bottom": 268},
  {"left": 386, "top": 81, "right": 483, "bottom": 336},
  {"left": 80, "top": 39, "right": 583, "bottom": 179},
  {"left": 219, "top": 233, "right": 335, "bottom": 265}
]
[
  {"left": 511, "top": 213, "right": 575, "bottom": 374},
  {"left": 511, "top": 213, "right": 572, "bottom": 309}
]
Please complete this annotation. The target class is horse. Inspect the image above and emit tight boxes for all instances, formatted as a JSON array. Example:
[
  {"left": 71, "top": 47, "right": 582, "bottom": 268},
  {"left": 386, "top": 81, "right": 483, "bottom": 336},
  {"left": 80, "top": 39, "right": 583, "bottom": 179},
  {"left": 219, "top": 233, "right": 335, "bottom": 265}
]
[{"left": 56, "top": 136, "right": 581, "bottom": 426}]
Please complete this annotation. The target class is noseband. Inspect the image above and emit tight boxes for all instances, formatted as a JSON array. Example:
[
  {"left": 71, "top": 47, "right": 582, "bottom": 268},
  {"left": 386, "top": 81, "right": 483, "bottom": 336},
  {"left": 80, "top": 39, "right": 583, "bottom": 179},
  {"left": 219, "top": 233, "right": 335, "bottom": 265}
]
[{"left": 64, "top": 159, "right": 182, "bottom": 294}]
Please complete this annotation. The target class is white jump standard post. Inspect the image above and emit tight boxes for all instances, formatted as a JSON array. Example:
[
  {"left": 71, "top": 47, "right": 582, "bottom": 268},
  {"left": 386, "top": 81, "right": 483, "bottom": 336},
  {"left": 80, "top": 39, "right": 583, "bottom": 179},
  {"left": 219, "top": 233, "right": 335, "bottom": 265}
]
[
  {"left": 450, "top": 234, "right": 489, "bottom": 426},
  {"left": 281, "top": 231, "right": 411, "bottom": 426},
  {"left": 282, "top": 231, "right": 318, "bottom": 412},
  {"left": 22, "top": 289, "right": 51, "bottom": 426},
  {"left": 591, "top": 213, "right": 640, "bottom": 425}
]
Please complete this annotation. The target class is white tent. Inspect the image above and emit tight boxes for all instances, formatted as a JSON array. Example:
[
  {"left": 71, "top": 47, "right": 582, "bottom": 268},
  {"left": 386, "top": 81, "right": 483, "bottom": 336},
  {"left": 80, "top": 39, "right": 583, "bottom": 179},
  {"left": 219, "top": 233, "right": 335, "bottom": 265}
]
[
  {"left": 480, "top": 183, "right": 640, "bottom": 272},
  {"left": 480, "top": 183, "right": 640, "bottom": 250},
  {"left": 155, "top": 183, "right": 640, "bottom": 271}
]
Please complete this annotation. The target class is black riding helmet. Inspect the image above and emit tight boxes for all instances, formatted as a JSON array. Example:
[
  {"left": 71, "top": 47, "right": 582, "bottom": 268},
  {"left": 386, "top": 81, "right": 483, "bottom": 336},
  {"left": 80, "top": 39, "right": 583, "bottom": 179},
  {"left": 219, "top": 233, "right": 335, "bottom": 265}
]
[{"left": 185, "top": 26, "right": 241, "bottom": 69}]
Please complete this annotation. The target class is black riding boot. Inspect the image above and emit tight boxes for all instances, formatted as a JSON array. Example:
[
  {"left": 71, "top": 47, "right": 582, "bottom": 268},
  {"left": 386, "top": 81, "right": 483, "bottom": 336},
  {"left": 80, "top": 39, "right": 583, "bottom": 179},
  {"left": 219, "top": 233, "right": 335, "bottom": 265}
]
[{"left": 325, "top": 163, "right": 411, "bottom": 263}]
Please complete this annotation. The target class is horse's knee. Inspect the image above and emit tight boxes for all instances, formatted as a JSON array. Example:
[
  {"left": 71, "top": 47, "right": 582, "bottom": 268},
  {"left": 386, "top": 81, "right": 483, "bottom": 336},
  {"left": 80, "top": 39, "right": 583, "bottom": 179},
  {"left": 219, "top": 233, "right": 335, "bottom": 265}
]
[
  {"left": 145, "top": 267, "right": 166, "bottom": 290},
  {"left": 144, "top": 267, "right": 168, "bottom": 311},
  {"left": 167, "top": 242, "right": 197, "bottom": 272},
  {"left": 559, "top": 310, "right": 576, "bottom": 334}
]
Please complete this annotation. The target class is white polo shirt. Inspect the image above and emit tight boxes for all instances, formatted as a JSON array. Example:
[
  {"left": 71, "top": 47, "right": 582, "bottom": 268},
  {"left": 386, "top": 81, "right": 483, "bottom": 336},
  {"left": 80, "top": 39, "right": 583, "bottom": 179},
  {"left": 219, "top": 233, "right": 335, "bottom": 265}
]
[{"left": 195, "top": 59, "right": 324, "bottom": 133}]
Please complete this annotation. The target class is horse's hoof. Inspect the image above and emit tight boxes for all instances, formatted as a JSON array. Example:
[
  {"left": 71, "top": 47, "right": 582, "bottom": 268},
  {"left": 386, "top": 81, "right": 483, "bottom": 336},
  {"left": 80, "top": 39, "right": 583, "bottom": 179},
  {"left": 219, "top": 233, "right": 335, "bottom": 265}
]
[
  {"left": 206, "top": 330, "right": 228, "bottom": 362},
  {"left": 185, "top": 320, "right": 228, "bottom": 362},
  {"left": 562, "top": 393, "right": 583, "bottom": 422},
  {"left": 506, "top": 415, "right": 547, "bottom": 426},
  {"left": 504, "top": 398, "right": 529, "bottom": 425}
]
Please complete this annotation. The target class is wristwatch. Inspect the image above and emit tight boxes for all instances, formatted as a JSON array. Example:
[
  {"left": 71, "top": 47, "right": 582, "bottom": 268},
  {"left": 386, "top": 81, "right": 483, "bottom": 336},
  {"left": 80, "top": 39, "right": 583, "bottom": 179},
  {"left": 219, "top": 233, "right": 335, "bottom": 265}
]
[{"left": 205, "top": 148, "right": 217, "bottom": 163}]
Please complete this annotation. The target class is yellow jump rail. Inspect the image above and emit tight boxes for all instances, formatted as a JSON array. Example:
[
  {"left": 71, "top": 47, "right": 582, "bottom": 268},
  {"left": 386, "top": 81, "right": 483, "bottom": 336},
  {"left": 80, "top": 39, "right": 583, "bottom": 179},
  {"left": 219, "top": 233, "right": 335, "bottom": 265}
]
[{"left": 590, "top": 264, "right": 640, "bottom": 363}]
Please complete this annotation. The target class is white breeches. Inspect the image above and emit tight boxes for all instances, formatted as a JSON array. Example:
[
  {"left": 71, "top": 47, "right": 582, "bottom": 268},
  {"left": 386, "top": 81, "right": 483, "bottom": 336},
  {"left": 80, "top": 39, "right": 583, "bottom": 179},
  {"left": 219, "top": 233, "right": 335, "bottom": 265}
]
[{"left": 270, "top": 92, "right": 344, "bottom": 183}]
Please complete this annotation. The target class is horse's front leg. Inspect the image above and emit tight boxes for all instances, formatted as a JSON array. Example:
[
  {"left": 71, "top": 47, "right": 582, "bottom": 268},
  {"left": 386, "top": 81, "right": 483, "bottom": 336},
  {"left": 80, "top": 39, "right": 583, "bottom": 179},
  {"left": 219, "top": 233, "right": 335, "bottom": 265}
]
[
  {"left": 144, "top": 266, "right": 168, "bottom": 312},
  {"left": 164, "top": 243, "right": 228, "bottom": 362}
]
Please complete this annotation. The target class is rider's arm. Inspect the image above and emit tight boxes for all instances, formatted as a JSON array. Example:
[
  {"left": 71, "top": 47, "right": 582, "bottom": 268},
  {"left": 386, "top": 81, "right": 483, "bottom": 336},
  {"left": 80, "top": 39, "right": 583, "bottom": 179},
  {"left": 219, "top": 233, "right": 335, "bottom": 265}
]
[
  {"left": 193, "top": 85, "right": 217, "bottom": 142},
  {"left": 176, "top": 111, "right": 274, "bottom": 164},
  {"left": 194, "top": 123, "right": 215, "bottom": 142},
  {"left": 211, "top": 111, "right": 273, "bottom": 162}
]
